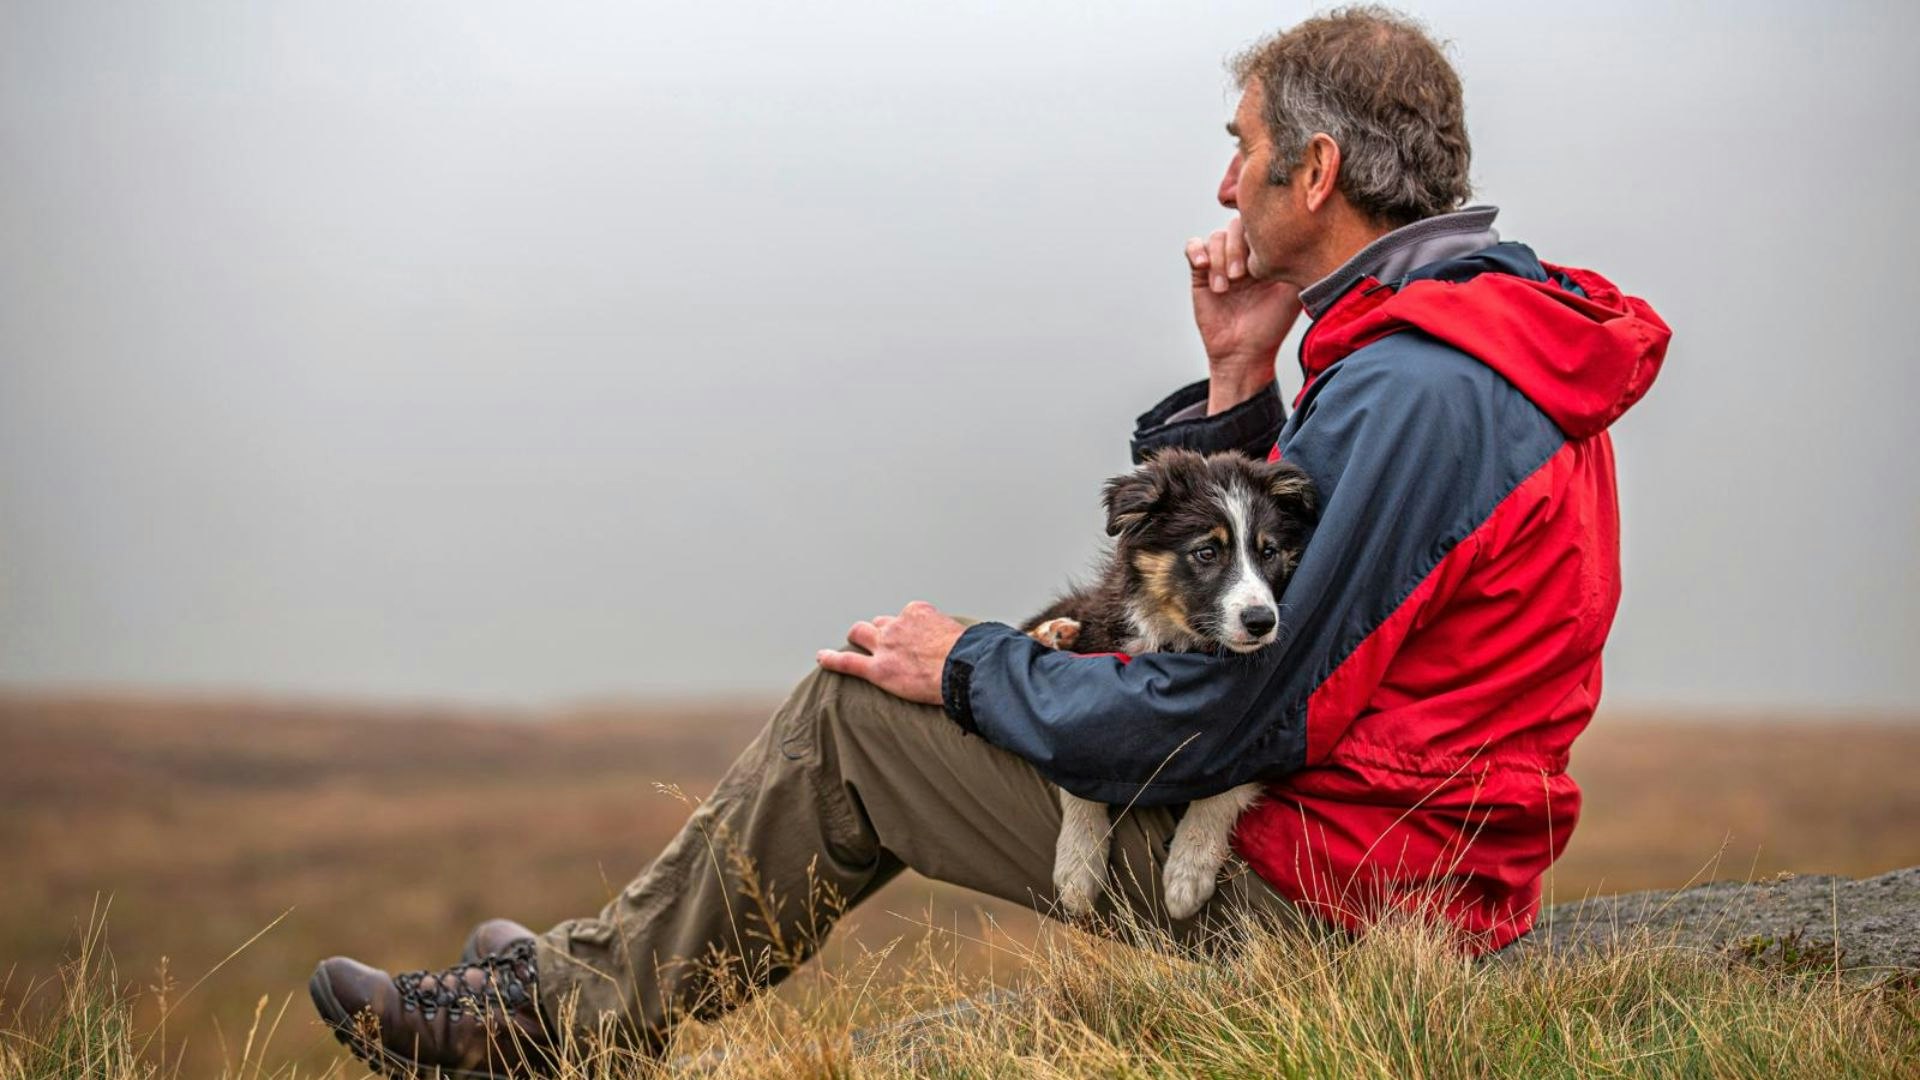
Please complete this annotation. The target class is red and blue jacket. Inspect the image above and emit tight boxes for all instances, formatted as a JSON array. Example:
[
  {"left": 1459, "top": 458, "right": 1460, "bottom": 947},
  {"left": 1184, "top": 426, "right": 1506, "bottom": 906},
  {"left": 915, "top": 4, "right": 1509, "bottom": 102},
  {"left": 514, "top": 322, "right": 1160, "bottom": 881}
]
[{"left": 939, "top": 207, "right": 1671, "bottom": 951}]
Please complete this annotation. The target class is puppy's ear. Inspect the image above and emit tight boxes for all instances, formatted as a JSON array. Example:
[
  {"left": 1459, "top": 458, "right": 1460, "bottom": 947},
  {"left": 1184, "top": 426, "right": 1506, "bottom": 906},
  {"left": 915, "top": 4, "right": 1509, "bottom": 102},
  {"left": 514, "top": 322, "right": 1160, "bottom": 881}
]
[
  {"left": 1260, "top": 459, "right": 1319, "bottom": 522},
  {"left": 1103, "top": 463, "right": 1167, "bottom": 537}
]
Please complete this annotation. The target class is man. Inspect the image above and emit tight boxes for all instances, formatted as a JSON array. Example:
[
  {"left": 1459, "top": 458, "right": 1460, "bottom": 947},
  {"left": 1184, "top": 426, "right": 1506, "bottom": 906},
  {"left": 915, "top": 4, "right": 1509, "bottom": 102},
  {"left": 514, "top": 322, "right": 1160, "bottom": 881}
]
[{"left": 310, "top": 7, "right": 1670, "bottom": 1076}]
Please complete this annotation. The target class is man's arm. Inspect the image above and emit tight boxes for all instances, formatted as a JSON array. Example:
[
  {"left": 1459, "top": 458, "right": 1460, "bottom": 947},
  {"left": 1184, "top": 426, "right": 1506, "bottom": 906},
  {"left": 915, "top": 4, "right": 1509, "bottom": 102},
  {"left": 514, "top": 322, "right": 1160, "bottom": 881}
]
[
  {"left": 818, "top": 223, "right": 1295, "bottom": 709},
  {"left": 935, "top": 340, "right": 1547, "bottom": 806},
  {"left": 1187, "top": 218, "right": 1305, "bottom": 414},
  {"left": 1130, "top": 222, "right": 1302, "bottom": 463},
  {"left": 824, "top": 228, "right": 1515, "bottom": 806}
]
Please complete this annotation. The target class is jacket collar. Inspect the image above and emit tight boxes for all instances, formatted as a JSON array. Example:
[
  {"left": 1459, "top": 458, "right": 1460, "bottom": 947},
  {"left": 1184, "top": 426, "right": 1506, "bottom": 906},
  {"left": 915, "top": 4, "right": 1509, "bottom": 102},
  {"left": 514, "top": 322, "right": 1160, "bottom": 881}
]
[{"left": 1299, "top": 205, "right": 1501, "bottom": 318}]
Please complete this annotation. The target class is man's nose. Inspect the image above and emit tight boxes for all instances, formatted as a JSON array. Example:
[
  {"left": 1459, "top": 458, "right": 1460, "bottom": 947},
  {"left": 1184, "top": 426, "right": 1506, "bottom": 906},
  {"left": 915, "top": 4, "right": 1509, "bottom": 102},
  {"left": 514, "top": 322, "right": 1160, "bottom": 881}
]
[{"left": 1218, "top": 152, "right": 1241, "bottom": 208}]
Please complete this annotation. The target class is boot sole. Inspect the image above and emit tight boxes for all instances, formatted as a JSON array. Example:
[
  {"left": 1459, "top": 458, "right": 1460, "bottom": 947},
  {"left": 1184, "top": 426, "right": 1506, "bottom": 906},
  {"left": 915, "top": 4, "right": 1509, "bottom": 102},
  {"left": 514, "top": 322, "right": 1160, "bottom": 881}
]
[{"left": 308, "top": 963, "right": 515, "bottom": 1080}]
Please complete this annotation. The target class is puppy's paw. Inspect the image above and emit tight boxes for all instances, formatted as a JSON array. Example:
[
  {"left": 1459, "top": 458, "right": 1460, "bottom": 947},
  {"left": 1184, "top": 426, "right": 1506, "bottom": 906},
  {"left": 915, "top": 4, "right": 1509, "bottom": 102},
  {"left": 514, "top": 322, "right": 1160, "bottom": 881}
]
[
  {"left": 1162, "top": 848, "right": 1222, "bottom": 921},
  {"left": 1029, "top": 617, "right": 1082, "bottom": 651},
  {"left": 1054, "top": 859, "right": 1103, "bottom": 919}
]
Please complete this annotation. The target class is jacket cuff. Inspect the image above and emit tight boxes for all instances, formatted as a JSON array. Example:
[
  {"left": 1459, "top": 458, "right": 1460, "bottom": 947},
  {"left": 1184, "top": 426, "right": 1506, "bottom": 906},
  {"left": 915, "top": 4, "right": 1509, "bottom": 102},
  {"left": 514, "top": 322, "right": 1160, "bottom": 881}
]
[
  {"left": 1129, "top": 378, "right": 1286, "bottom": 464},
  {"left": 940, "top": 621, "right": 1021, "bottom": 735}
]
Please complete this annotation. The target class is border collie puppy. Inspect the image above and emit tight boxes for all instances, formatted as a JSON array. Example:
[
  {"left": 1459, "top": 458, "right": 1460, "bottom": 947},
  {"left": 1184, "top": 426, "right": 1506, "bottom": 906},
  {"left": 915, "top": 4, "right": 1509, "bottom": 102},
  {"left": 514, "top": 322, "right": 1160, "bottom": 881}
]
[{"left": 1022, "top": 448, "right": 1317, "bottom": 920}]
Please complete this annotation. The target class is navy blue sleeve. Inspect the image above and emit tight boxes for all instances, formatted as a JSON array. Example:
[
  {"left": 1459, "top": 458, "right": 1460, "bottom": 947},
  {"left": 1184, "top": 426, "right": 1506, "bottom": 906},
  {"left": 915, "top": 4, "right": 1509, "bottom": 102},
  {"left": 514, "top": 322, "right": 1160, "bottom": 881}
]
[
  {"left": 941, "top": 335, "right": 1565, "bottom": 806},
  {"left": 1129, "top": 378, "right": 1287, "bottom": 464}
]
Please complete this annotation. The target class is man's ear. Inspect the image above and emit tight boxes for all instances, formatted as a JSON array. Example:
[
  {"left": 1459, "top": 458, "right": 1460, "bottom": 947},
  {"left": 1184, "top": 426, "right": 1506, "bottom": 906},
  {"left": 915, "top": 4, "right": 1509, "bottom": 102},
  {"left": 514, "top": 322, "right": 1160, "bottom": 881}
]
[
  {"left": 1302, "top": 133, "right": 1342, "bottom": 213},
  {"left": 1103, "top": 463, "right": 1167, "bottom": 537},
  {"left": 1260, "top": 459, "right": 1319, "bottom": 522}
]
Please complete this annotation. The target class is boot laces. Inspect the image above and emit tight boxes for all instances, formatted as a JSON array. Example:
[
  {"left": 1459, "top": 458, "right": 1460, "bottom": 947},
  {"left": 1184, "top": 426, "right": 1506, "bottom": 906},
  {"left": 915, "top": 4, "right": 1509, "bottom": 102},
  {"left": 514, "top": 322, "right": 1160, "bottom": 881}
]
[{"left": 393, "top": 938, "right": 537, "bottom": 1021}]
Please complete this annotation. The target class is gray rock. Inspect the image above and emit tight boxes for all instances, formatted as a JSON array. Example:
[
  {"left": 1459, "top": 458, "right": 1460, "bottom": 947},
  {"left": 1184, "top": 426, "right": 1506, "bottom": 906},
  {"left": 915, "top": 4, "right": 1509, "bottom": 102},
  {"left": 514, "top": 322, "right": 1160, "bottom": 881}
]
[{"left": 1505, "top": 866, "right": 1920, "bottom": 977}]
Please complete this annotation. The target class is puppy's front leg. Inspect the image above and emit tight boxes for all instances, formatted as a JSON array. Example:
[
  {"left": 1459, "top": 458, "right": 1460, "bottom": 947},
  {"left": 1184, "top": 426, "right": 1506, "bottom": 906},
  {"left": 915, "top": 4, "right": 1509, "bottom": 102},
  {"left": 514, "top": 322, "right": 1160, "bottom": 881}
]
[
  {"left": 1029, "top": 617, "right": 1081, "bottom": 650},
  {"left": 1162, "top": 783, "right": 1262, "bottom": 920},
  {"left": 1053, "top": 790, "right": 1110, "bottom": 918}
]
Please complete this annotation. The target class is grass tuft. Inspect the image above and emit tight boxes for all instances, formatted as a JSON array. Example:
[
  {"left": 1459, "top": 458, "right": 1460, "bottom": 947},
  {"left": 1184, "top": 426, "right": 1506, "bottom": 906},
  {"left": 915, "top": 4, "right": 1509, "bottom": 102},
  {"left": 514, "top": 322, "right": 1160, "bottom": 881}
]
[{"left": 7, "top": 902, "right": 1917, "bottom": 1080}]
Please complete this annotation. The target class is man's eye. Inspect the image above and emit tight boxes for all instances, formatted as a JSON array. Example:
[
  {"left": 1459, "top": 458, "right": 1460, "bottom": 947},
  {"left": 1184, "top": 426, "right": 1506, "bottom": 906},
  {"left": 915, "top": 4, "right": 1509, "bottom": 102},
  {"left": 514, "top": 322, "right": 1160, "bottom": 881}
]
[{"left": 1191, "top": 547, "right": 1218, "bottom": 565}]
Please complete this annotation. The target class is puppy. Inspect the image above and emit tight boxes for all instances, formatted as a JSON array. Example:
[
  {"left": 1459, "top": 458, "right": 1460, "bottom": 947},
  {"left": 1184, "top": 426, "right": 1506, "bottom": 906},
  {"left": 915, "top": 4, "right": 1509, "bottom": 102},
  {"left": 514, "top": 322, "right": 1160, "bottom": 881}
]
[{"left": 1022, "top": 448, "right": 1317, "bottom": 920}]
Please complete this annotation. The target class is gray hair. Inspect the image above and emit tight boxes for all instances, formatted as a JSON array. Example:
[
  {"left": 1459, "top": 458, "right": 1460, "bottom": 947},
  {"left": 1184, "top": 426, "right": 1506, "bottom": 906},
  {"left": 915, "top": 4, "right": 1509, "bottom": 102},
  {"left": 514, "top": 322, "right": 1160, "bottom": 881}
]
[{"left": 1231, "top": 6, "right": 1472, "bottom": 227}]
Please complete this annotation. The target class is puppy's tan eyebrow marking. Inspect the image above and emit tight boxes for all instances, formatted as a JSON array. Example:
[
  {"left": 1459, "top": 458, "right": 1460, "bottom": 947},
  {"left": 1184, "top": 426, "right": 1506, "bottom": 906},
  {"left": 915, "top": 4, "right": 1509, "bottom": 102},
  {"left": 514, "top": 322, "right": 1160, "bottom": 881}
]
[{"left": 1207, "top": 526, "right": 1229, "bottom": 546}]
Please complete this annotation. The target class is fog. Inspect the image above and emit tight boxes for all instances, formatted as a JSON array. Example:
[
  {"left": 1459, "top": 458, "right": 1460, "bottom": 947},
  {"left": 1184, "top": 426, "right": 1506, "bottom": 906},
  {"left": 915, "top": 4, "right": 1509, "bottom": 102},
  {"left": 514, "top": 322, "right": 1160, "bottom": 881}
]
[{"left": 3, "top": 1, "right": 1915, "bottom": 711}]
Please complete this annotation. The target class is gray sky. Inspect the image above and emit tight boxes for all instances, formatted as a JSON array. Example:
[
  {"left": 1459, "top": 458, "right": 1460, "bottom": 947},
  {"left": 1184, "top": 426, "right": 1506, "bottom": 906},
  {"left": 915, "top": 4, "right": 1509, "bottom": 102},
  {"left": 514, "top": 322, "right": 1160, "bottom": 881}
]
[{"left": 2, "top": 1, "right": 1916, "bottom": 712}]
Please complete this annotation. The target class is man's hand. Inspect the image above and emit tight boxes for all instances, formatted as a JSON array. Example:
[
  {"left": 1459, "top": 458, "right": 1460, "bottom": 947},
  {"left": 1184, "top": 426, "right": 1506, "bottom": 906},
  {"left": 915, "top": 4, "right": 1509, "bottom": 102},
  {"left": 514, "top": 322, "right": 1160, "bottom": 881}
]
[
  {"left": 816, "top": 601, "right": 966, "bottom": 706},
  {"left": 1187, "top": 217, "right": 1303, "bottom": 415}
]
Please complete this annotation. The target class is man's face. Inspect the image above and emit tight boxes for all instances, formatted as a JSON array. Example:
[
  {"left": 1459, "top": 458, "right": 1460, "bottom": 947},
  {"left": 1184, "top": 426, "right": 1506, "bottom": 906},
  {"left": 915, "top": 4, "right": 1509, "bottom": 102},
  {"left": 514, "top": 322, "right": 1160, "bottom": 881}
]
[{"left": 1218, "top": 81, "right": 1307, "bottom": 283}]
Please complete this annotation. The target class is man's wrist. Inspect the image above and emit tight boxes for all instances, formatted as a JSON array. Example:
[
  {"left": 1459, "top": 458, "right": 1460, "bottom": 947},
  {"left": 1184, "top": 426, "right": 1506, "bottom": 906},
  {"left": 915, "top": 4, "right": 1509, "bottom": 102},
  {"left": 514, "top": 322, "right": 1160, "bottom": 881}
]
[{"left": 1206, "top": 360, "right": 1280, "bottom": 415}]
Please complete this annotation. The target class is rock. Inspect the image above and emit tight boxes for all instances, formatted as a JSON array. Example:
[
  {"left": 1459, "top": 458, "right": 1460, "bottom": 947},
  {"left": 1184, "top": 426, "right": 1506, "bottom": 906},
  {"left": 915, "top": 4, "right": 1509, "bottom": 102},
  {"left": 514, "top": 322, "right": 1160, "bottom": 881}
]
[{"left": 1507, "top": 866, "right": 1920, "bottom": 977}]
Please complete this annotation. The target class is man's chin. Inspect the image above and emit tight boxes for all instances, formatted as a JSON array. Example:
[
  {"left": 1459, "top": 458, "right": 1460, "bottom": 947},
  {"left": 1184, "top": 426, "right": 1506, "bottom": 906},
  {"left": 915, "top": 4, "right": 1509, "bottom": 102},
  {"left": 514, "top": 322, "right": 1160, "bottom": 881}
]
[{"left": 1244, "top": 251, "right": 1308, "bottom": 292}]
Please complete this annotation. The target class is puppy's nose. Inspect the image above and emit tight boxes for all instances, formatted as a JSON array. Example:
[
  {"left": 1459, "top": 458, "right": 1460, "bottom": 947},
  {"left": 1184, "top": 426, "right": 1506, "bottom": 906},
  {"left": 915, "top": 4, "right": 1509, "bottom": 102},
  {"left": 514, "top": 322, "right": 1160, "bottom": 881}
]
[{"left": 1240, "top": 607, "right": 1278, "bottom": 638}]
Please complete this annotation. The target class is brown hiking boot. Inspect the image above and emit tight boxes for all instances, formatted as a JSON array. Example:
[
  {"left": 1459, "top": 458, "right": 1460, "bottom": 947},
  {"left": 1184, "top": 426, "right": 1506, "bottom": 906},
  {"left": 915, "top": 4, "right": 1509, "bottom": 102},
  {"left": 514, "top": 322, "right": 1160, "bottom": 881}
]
[
  {"left": 460, "top": 918, "right": 537, "bottom": 965},
  {"left": 309, "top": 939, "right": 554, "bottom": 1079}
]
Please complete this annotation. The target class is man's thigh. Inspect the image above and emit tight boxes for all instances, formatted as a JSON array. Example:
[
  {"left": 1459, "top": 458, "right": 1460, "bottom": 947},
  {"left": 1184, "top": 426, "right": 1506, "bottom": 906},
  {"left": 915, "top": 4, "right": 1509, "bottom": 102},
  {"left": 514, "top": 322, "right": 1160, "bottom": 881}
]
[
  {"left": 818, "top": 667, "right": 1299, "bottom": 940},
  {"left": 812, "top": 664, "right": 1062, "bottom": 901}
]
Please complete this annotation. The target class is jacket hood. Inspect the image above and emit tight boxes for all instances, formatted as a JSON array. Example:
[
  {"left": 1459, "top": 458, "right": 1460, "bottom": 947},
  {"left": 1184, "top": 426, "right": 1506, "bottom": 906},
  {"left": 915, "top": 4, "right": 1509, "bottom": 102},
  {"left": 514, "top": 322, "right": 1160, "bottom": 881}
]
[{"left": 1303, "top": 243, "right": 1671, "bottom": 440}]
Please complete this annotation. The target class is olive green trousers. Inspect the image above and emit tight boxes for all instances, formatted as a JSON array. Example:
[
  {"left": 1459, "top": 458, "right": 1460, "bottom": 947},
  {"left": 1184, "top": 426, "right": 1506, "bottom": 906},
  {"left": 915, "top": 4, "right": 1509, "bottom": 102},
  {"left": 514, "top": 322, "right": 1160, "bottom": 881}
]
[{"left": 534, "top": 654, "right": 1300, "bottom": 1049}]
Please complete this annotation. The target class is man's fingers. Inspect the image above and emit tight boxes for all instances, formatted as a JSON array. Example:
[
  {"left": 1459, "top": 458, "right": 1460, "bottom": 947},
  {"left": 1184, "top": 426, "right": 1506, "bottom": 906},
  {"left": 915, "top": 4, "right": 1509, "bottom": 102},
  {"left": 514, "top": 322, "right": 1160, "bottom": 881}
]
[
  {"left": 1225, "top": 216, "right": 1248, "bottom": 280},
  {"left": 872, "top": 615, "right": 895, "bottom": 630},
  {"left": 845, "top": 620, "right": 880, "bottom": 652},
  {"left": 1187, "top": 237, "right": 1213, "bottom": 290},
  {"left": 816, "top": 649, "right": 874, "bottom": 680},
  {"left": 1206, "top": 229, "right": 1229, "bottom": 293}
]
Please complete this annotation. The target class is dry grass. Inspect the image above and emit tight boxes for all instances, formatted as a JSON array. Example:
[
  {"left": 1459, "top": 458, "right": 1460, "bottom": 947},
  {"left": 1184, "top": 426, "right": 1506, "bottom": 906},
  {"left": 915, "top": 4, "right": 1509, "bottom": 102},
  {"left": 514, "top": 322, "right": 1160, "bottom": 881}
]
[
  {"left": 648, "top": 907, "right": 1920, "bottom": 1080},
  {"left": 11, "top": 879, "right": 1920, "bottom": 1080},
  {"left": 2, "top": 693, "right": 1917, "bottom": 1078}
]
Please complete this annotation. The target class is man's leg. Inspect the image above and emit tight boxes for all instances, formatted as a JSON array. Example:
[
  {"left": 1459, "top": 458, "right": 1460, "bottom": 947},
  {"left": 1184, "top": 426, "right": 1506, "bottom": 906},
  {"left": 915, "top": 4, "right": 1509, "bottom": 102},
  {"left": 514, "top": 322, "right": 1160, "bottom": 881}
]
[{"left": 535, "top": 660, "right": 1301, "bottom": 1050}]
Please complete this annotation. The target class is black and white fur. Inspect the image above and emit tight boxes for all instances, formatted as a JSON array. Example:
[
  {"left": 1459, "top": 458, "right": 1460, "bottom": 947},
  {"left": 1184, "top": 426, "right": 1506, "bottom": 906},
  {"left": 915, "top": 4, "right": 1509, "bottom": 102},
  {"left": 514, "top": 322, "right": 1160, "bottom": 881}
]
[{"left": 1022, "top": 448, "right": 1317, "bottom": 920}]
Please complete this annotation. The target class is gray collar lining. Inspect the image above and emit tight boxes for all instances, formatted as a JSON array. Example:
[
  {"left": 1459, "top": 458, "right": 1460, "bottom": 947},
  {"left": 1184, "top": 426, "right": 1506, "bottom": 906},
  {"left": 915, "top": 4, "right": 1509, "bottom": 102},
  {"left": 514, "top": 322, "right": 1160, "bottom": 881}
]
[{"left": 1298, "top": 205, "right": 1502, "bottom": 317}]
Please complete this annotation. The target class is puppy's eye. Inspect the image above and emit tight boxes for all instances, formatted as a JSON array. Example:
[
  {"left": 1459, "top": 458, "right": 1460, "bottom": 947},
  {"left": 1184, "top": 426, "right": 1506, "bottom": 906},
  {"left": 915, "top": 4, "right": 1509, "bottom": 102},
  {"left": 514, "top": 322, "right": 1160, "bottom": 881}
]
[
  {"left": 1190, "top": 546, "right": 1218, "bottom": 565},
  {"left": 1260, "top": 544, "right": 1281, "bottom": 562}
]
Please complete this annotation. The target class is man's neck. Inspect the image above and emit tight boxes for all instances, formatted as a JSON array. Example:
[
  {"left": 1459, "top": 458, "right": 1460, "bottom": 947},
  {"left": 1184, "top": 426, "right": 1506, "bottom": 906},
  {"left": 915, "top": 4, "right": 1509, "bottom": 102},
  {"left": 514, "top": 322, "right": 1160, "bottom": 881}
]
[
  {"left": 1297, "top": 206, "right": 1503, "bottom": 317},
  {"left": 1297, "top": 214, "right": 1395, "bottom": 292}
]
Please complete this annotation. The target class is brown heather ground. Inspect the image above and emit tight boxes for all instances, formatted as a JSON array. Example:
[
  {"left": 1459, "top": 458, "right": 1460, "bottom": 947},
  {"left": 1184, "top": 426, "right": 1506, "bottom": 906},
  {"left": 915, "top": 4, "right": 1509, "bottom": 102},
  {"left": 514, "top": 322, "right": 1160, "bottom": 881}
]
[{"left": 1, "top": 693, "right": 1917, "bottom": 1077}]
